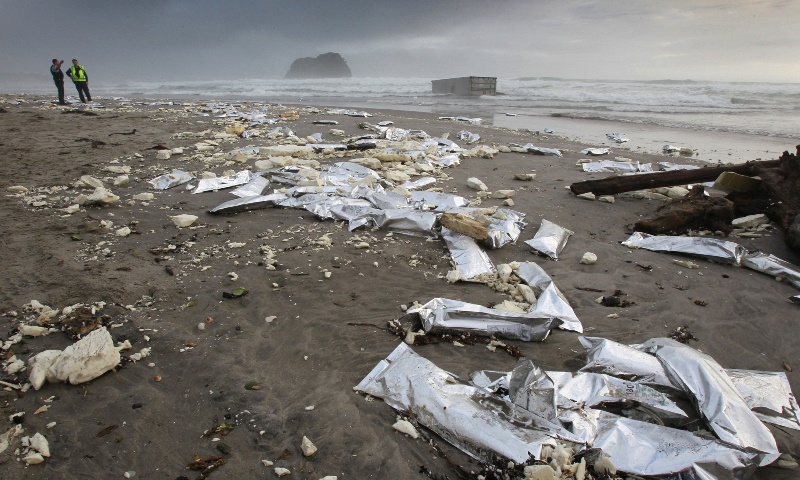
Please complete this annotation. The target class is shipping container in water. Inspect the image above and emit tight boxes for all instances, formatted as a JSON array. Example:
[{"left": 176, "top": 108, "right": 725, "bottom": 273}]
[{"left": 431, "top": 76, "right": 497, "bottom": 96}]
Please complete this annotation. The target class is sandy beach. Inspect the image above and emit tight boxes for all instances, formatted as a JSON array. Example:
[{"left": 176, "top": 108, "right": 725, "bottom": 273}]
[{"left": 1, "top": 94, "right": 799, "bottom": 480}]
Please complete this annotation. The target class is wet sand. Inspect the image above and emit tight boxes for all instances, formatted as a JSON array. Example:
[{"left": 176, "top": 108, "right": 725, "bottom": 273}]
[{"left": 0, "top": 94, "right": 798, "bottom": 479}]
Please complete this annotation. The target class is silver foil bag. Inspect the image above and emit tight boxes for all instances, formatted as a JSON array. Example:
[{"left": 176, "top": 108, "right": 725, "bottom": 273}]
[
  {"left": 410, "top": 191, "right": 468, "bottom": 211},
  {"left": 441, "top": 227, "right": 496, "bottom": 282},
  {"left": 508, "top": 360, "right": 557, "bottom": 420},
  {"left": 558, "top": 372, "right": 687, "bottom": 420},
  {"left": 581, "top": 160, "right": 652, "bottom": 174},
  {"left": 230, "top": 175, "right": 270, "bottom": 197},
  {"left": 149, "top": 169, "right": 194, "bottom": 190},
  {"left": 512, "top": 143, "right": 563, "bottom": 157},
  {"left": 193, "top": 170, "right": 254, "bottom": 194},
  {"left": 742, "top": 252, "right": 800, "bottom": 289},
  {"left": 727, "top": 369, "right": 800, "bottom": 431},
  {"left": 413, "top": 297, "right": 555, "bottom": 342},
  {"left": 355, "top": 343, "right": 558, "bottom": 463},
  {"left": 590, "top": 412, "right": 759, "bottom": 479},
  {"left": 400, "top": 176, "right": 437, "bottom": 190},
  {"left": 577, "top": 336, "right": 676, "bottom": 388},
  {"left": 208, "top": 193, "right": 287, "bottom": 214},
  {"left": 622, "top": 232, "right": 746, "bottom": 264},
  {"left": 515, "top": 262, "right": 582, "bottom": 333},
  {"left": 640, "top": 338, "right": 779, "bottom": 464},
  {"left": 524, "top": 219, "right": 574, "bottom": 260},
  {"left": 364, "top": 190, "right": 410, "bottom": 210},
  {"left": 306, "top": 198, "right": 373, "bottom": 221}
]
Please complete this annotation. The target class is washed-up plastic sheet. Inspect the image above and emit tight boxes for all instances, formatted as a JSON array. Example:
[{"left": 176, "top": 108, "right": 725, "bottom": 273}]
[
  {"left": 578, "top": 336, "right": 676, "bottom": 388},
  {"left": 149, "top": 169, "right": 194, "bottom": 190},
  {"left": 581, "top": 160, "right": 653, "bottom": 174},
  {"left": 622, "top": 232, "right": 746, "bottom": 265},
  {"left": 580, "top": 147, "right": 611, "bottom": 156},
  {"left": 230, "top": 175, "right": 270, "bottom": 198},
  {"left": 208, "top": 193, "right": 288, "bottom": 214},
  {"left": 410, "top": 191, "right": 468, "bottom": 211},
  {"left": 399, "top": 177, "right": 436, "bottom": 191},
  {"left": 742, "top": 252, "right": 800, "bottom": 289},
  {"left": 590, "top": 412, "right": 759, "bottom": 480},
  {"left": 658, "top": 161, "right": 700, "bottom": 171},
  {"left": 558, "top": 372, "right": 687, "bottom": 419},
  {"left": 727, "top": 369, "right": 800, "bottom": 431},
  {"left": 441, "top": 227, "right": 495, "bottom": 282},
  {"left": 355, "top": 343, "right": 559, "bottom": 463},
  {"left": 640, "top": 338, "right": 780, "bottom": 465},
  {"left": 515, "top": 261, "right": 582, "bottom": 333},
  {"left": 412, "top": 298, "right": 557, "bottom": 342},
  {"left": 524, "top": 219, "right": 573, "bottom": 260},
  {"left": 512, "top": 143, "right": 563, "bottom": 157},
  {"left": 193, "top": 170, "right": 254, "bottom": 194}
]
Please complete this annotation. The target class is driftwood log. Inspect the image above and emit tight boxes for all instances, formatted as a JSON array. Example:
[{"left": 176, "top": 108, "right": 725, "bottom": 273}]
[
  {"left": 569, "top": 159, "right": 780, "bottom": 196},
  {"left": 634, "top": 186, "right": 734, "bottom": 235}
]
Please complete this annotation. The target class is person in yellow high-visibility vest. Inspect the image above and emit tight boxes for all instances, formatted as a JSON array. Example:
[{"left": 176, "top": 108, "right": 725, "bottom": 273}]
[{"left": 65, "top": 59, "right": 92, "bottom": 103}]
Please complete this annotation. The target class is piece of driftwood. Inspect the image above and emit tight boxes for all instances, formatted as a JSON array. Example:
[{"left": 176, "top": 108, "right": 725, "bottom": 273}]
[
  {"left": 633, "top": 186, "right": 734, "bottom": 235},
  {"left": 569, "top": 159, "right": 780, "bottom": 196}
]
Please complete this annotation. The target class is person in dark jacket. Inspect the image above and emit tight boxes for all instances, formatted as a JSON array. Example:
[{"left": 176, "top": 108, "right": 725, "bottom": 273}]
[
  {"left": 65, "top": 59, "right": 92, "bottom": 103},
  {"left": 50, "top": 59, "right": 66, "bottom": 105}
]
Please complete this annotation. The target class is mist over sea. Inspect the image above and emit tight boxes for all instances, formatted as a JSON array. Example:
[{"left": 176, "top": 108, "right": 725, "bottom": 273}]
[{"left": 6, "top": 76, "right": 799, "bottom": 162}]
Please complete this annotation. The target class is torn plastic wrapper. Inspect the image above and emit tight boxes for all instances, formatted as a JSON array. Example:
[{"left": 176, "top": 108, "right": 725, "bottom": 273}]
[
  {"left": 485, "top": 209, "right": 527, "bottom": 250},
  {"left": 149, "top": 169, "right": 194, "bottom": 190},
  {"left": 640, "top": 338, "right": 779, "bottom": 465},
  {"left": 622, "top": 232, "right": 746, "bottom": 265},
  {"left": 742, "top": 252, "right": 800, "bottom": 289},
  {"left": 515, "top": 262, "right": 582, "bottom": 333},
  {"left": 441, "top": 227, "right": 495, "bottom": 282},
  {"left": 355, "top": 343, "right": 559, "bottom": 463},
  {"left": 193, "top": 170, "right": 254, "bottom": 194},
  {"left": 430, "top": 153, "right": 461, "bottom": 167},
  {"left": 410, "top": 191, "right": 468, "bottom": 211},
  {"left": 727, "top": 369, "right": 800, "bottom": 431},
  {"left": 577, "top": 336, "right": 676, "bottom": 388},
  {"left": 589, "top": 412, "right": 759, "bottom": 480},
  {"left": 412, "top": 297, "right": 556, "bottom": 342},
  {"left": 524, "top": 219, "right": 573, "bottom": 260},
  {"left": 230, "top": 175, "right": 270, "bottom": 198},
  {"left": 558, "top": 372, "right": 687, "bottom": 420},
  {"left": 208, "top": 193, "right": 288, "bottom": 214},
  {"left": 513, "top": 143, "right": 562, "bottom": 157},
  {"left": 507, "top": 360, "right": 557, "bottom": 420}
]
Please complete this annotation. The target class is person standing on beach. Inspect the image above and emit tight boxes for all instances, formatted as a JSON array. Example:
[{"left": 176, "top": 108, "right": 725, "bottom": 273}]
[
  {"left": 65, "top": 59, "right": 92, "bottom": 103},
  {"left": 50, "top": 59, "right": 66, "bottom": 105}
]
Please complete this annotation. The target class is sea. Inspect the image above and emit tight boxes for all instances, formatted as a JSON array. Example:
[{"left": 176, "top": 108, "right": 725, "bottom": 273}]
[{"left": 8, "top": 77, "right": 800, "bottom": 163}]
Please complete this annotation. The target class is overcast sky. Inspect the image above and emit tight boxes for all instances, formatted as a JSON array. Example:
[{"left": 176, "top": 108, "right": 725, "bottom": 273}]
[{"left": 3, "top": 0, "right": 799, "bottom": 84}]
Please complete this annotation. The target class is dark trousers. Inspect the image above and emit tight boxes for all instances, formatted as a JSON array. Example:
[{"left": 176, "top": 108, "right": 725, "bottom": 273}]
[
  {"left": 73, "top": 81, "right": 91, "bottom": 103},
  {"left": 54, "top": 78, "right": 65, "bottom": 104}
]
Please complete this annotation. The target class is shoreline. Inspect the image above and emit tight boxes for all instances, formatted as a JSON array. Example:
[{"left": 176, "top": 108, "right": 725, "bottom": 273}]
[{"left": 0, "top": 94, "right": 798, "bottom": 479}]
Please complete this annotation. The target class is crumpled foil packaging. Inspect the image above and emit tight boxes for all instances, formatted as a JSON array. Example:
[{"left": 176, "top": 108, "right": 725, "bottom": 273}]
[
  {"left": 622, "top": 232, "right": 746, "bottom": 264},
  {"left": 208, "top": 193, "right": 288, "bottom": 214},
  {"left": 524, "top": 219, "right": 574, "bottom": 260},
  {"left": 412, "top": 297, "right": 556, "bottom": 342},
  {"left": 149, "top": 169, "right": 194, "bottom": 190},
  {"left": 515, "top": 262, "right": 582, "bottom": 332},
  {"left": 578, "top": 336, "right": 677, "bottom": 388},
  {"left": 355, "top": 343, "right": 559, "bottom": 463},
  {"left": 742, "top": 252, "right": 800, "bottom": 289},
  {"left": 441, "top": 227, "right": 495, "bottom": 282},
  {"left": 230, "top": 175, "right": 270, "bottom": 197},
  {"left": 640, "top": 338, "right": 779, "bottom": 465},
  {"left": 193, "top": 170, "right": 254, "bottom": 194}
]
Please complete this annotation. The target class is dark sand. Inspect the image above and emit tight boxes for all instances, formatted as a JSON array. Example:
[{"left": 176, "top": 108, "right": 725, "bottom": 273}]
[{"left": 0, "top": 95, "right": 798, "bottom": 479}]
